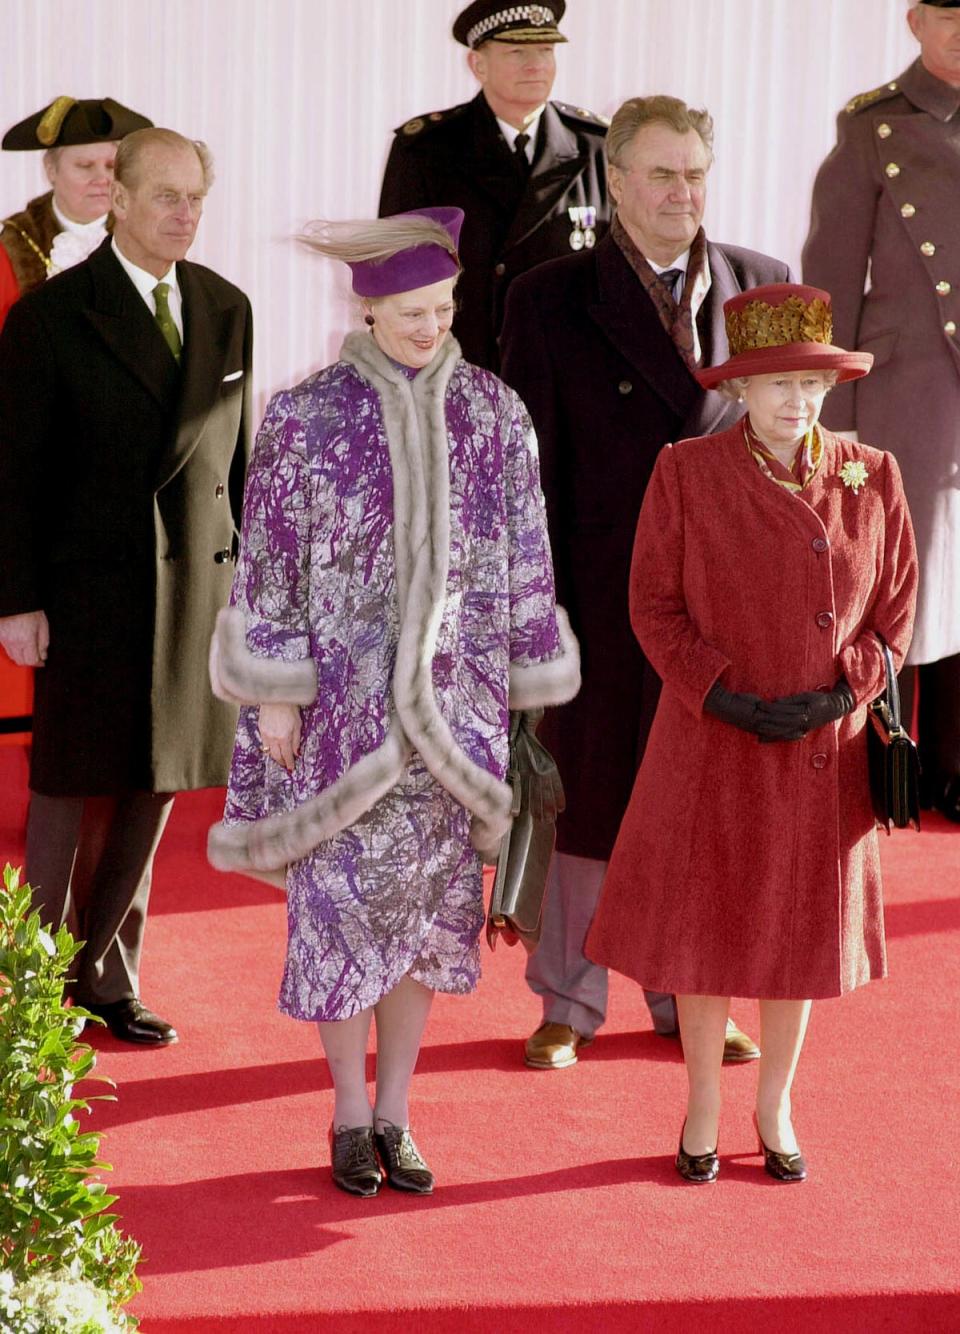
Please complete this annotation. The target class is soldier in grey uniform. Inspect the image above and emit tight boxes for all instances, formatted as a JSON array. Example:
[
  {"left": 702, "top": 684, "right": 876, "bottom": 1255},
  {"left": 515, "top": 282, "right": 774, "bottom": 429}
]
[
  {"left": 803, "top": 0, "right": 960, "bottom": 819},
  {"left": 378, "top": 1, "right": 610, "bottom": 372}
]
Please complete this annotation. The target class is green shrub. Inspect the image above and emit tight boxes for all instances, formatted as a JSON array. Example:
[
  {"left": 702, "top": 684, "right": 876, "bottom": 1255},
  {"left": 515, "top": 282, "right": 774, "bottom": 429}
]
[{"left": 0, "top": 864, "right": 141, "bottom": 1331}]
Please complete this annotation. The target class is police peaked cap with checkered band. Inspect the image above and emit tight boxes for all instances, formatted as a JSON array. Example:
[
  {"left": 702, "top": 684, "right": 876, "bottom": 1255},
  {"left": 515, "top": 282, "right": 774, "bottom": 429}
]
[
  {"left": 453, "top": 1, "right": 567, "bottom": 48},
  {"left": 3, "top": 97, "right": 153, "bottom": 151}
]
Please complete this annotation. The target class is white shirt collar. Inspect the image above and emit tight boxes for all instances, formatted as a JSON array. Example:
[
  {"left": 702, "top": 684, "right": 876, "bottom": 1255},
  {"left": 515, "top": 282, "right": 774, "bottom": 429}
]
[
  {"left": 497, "top": 110, "right": 542, "bottom": 163},
  {"left": 111, "top": 237, "right": 178, "bottom": 302},
  {"left": 52, "top": 198, "right": 108, "bottom": 237},
  {"left": 648, "top": 248, "right": 691, "bottom": 276}
]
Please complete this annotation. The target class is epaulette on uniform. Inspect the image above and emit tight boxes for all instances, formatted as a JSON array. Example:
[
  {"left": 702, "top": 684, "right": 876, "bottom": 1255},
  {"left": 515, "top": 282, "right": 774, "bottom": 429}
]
[
  {"left": 553, "top": 101, "right": 610, "bottom": 130},
  {"left": 393, "top": 103, "right": 470, "bottom": 139},
  {"left": 844, "top": 81, "right": 901, "bottom": 116}
]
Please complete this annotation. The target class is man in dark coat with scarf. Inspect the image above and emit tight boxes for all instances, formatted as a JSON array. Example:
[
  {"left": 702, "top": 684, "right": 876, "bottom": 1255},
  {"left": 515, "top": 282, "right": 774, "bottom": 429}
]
[
  {"left": 499, "top": 95, "right": 790, "bottom": 1070},
  {"left": 378, "top": 0, "right": 610, "bottom": 372},
  {"left": 0, "top": 127, "right": 252, "bottom": 1044},
  {"left": 802, "top": 0, "right": 960, "bottom": 820}
]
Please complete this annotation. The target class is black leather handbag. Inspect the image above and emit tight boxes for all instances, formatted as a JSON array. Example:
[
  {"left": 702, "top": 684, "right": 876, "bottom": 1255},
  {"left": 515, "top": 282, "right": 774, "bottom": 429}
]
[
  {"left": 486, "top": 709, "right": 565, "bottom": 953},
  {"left": 867, "top": 639, "right": 921, "bottom": 834}
]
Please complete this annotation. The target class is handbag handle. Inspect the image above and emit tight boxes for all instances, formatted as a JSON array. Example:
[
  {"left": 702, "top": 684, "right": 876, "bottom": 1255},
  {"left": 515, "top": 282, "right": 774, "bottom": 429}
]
[{"left": 878, "top": 636, "right": 902, "bottom": 734}]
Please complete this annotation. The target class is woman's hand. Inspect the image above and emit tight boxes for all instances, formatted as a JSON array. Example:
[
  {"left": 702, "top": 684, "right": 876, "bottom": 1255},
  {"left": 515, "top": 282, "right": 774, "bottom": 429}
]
[
  {"left": 259, "top": 702, "right": 302, "bottom": 770},
  {"left": 756, "top": 683, "right": 854, "bottom": 740}
]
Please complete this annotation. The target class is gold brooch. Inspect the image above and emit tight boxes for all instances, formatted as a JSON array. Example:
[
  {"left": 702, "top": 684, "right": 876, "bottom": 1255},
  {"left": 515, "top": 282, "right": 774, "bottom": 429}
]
[{"left": 839, "top": 461, "right": 869, "bottom": 494}]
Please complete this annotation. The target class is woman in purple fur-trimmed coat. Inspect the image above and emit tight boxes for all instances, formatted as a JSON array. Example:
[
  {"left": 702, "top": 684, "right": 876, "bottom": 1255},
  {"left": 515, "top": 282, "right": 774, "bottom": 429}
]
[{"left": 207, "top": 209, "right": 578, "bottom": 1197}]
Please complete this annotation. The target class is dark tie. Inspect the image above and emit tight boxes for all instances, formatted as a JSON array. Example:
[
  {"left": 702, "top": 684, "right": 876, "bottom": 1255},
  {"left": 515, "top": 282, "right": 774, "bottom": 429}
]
[
  {"left": 659, "top": 267, "right": 684, "bottom": 303},
  {"left": 153, "top": 282, "right": 182, "bottom": 363},
  {"left": 513, "top": 132, "right": 531, "bottom": 174}
]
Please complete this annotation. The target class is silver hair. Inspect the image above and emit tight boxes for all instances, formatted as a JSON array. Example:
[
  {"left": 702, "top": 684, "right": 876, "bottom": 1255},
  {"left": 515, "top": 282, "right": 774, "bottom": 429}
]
[
  {"left": 114, "top": 128, "right": 215, "bottom": 192},
  {"left": 716, "top": 370, "right": 839, "bottom": 402},
  {"left": 606, "top": 95, "right": 715, "bottom": 168},
  {"left": 299, "top": 215, "right": 459, "bottom": 266}
]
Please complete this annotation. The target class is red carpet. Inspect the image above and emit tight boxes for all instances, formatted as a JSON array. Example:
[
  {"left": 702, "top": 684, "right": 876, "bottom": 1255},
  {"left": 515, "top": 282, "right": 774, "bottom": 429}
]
[{"left": 1, "top": 746, "right": 958, "bottom": 1331}]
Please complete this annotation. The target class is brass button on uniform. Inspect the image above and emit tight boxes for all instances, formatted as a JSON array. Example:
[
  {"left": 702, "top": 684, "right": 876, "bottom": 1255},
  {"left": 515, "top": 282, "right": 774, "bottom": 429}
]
[
  {"left": 618, "top": 380, "right": 633, "bottom": 395},
  {"left": 900, "top": 202, "right": 916, "bottom": 219},
  {"left": 811, "top": 536, "right": 829, "bottom": 553},
  {"left": 884, "top": 162, "right": 900, "bottom": 178},
  {"left": 215, "top": 483, "right": 225, "bottom": 498},
  {"left": 876, "top": 123, "right": 891, "bottom": 139},
  {"left": 921, "top": 241, "right": 936, "bottom": 257},
  {"left": 946, "top": 321, "right": 958, "bottom": 336},
  {"left": 936, "top": 281, "right": 951, "bottom": 296},
  {"left": 494, "top": 262, "right": 506, "bottom": 276},
  {"left": 812, "top": 753, "right": 828, "bottom": 771},
  {"left": 816, "top": 610, "right": 834, "bottom": 629}
]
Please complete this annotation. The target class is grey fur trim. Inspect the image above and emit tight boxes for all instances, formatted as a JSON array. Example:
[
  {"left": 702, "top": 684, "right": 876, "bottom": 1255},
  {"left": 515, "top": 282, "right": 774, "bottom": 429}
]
[
  {"left": 209, "top": 607, "right": 318, "bottom": 706},
  {"left": 208, "top": 716, "right": 412, "bottom": 872},
  {"left": 508, "top": 607, "right": 581, "bottom": 710},
  {"left": 342, "top": 332, "right": 514, "bottom": 855}
]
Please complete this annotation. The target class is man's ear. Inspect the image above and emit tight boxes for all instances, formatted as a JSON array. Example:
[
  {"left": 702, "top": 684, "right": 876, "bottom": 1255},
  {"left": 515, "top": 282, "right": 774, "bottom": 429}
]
[
  {"left": 110, "top": 180, "right": 127, "bottom": 218},
  {"left": 607, "top": 165, "right": 621, "bottom": 208},
  {"left": 467, "top": 48, "right": 484, "bottom": 83}
]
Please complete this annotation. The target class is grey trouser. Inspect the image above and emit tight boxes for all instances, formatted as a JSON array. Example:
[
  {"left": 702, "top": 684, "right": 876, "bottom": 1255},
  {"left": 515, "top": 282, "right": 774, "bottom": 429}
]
[
  {"left": 525, "top": 850, "right": 677, "bottom": 1039},
  {"left": 26, "top": 790, "right": 174, "bottom": 1004}
]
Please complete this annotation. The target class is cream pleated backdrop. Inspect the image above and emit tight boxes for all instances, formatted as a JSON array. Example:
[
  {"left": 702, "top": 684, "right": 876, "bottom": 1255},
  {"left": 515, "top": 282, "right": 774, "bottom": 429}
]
[{"left": 2, "top": 0, "right": 916, "bottom": 411}]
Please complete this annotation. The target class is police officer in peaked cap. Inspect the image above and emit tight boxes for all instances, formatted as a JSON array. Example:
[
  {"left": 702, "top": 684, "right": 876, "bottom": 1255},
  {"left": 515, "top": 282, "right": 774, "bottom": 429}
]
[{"left": 379, "top": 1, "right": 610, "bottom": 371}]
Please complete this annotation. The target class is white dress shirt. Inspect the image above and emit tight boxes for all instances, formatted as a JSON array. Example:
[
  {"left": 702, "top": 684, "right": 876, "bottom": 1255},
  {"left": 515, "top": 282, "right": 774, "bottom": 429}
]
[
  {"left": 497, "top": 110, "right": 543, "bottom": 164},
  {"left": 648, "top": 248, "right": 691, "bottom": 301},
  {"left": 111, "top": 238, "right": 184, "bottom": 341}
]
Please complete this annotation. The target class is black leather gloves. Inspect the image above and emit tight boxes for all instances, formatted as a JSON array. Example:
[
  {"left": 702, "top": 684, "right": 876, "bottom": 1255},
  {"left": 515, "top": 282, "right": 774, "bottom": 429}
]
[
  {"left": 705, "top": 681, "right": 854, "bottom": 741},
  {"left": 756, "top": 683, "right": 855, "bottom": 741}
]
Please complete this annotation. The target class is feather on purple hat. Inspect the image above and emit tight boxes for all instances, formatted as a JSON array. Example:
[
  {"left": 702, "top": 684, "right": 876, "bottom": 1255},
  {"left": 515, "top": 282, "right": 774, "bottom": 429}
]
[{"left": 301, "top": 207, "right": 464, "bottom": 297}]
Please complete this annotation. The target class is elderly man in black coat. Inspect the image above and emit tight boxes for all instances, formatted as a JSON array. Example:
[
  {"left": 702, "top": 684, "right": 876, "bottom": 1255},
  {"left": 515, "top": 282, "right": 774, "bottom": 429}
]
[
  {"left": 500, "top": 95, "right": 790, "bottom": 1071},
  {"left": 0, "top": 128, "right": 252, "bottom": 1044},
  {"left": 378, "top": 0, "right": 610, "bottom": 372}
]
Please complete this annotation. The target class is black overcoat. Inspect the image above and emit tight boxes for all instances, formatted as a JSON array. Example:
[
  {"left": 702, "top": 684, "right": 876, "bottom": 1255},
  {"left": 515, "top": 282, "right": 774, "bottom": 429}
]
[
  {"left": 0, "top": 238, "right": 252, "bottom": 795},
  {"left": 500, "top": 232, "right": 791, "bottom": 859},
  {"left": 379, "top": 92, "right": 610, "bottom": 371}
]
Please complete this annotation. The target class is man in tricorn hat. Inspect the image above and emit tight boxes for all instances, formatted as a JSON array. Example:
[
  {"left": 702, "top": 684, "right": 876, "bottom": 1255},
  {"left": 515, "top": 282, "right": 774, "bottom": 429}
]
[
  {"left": 0, "top": 96, "right": 152, "bottom": 330},
  {"left": 803, "top": 0, "right": 960, "bottom": 821},
  {"left": 379, "top": 1, "right": 610, "bottom": 371}
]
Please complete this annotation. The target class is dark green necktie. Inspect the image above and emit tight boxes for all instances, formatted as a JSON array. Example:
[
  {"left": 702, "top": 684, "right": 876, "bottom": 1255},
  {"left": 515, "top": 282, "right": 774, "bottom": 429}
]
[{"left": 153, "top": 281, "right": 182, "bottom": 363}]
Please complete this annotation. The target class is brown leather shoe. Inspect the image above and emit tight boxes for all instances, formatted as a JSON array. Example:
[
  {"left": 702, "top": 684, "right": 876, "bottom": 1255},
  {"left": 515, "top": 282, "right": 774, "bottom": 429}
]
[
  {"left": 329, "top": 1125, "right": 382, "bottom": 1197},
  {"left": 722, "top": 1019, "right": 761, "bottom": 1063},
  {"left": 524, "top": 1021, "right": 593, "bottom": 1070},
  {"left": 657, "top": 1018, "right": 761, "bottom": 1063}
]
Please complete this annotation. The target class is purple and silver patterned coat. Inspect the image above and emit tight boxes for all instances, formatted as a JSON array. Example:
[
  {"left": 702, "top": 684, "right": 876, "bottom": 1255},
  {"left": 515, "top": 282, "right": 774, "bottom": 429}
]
[{"left": 210, "top": 332, "right": 579, "bottom": 1020}]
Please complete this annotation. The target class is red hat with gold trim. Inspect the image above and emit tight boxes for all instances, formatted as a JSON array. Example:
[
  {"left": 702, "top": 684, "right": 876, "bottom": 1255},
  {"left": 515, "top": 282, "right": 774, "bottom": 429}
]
[{"left": 695, "top": 283, "right": 874, "bottom": 389}]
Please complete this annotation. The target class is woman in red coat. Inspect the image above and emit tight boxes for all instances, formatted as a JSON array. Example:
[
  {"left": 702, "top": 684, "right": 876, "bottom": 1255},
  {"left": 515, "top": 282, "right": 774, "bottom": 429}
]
[{"left": 587, "top": 284, "right": 918, "bottom": 1184}]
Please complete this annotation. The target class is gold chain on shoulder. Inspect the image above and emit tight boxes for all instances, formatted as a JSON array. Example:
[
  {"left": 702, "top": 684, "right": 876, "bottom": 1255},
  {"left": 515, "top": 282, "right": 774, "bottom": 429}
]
[
  {"left": 2, "top": 221, "right": 53, "bottom": 274},
  {"left": 726, "top": 295, "right": 832, "bottom": 354}
]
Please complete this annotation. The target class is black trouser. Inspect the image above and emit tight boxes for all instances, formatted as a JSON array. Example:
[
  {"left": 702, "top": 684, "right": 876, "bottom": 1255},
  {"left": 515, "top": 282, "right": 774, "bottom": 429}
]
[{"left": 25, "top": 790, "right": 174, "bottom": 1003}]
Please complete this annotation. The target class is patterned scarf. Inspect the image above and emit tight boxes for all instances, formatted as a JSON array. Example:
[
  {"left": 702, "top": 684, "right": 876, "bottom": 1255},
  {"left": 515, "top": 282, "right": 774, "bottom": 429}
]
[
  {"left": 743, "top": 418, "right": 823, "bottom": 493},
  {"left": 611, "top": 215, "right": 712, "bottom": 369}
]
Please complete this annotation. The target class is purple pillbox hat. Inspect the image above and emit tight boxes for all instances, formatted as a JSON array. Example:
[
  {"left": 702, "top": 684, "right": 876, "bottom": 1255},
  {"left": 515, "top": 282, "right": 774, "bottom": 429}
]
[{"left": 347, "top": 207, "right": 464, "bottom": 297}]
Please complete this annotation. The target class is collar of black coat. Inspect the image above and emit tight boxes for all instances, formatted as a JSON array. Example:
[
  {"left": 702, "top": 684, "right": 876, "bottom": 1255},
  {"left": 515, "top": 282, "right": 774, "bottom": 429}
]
[{"left": 899, "top": 56, "right": 960, "bottom": 120}]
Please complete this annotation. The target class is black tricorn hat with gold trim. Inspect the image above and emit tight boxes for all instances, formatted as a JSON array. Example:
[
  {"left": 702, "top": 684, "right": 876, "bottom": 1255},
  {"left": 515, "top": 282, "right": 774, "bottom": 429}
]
[
  {"left": 453, "top": 1, "right": 567, "bottom": 48},
  {"left": 3, "top": 97, "right": 153, "bottom": 151}
]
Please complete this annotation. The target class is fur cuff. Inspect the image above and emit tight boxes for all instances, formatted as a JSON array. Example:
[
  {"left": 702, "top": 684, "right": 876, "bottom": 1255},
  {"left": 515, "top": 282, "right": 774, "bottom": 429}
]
[
  {"left": 508, "top": 607, "right": 581, "bottom": 710},
  {"left": 209, "top": 607, "right": 318, "bottom": 706},
  {"left": 208, "top": 717, "right": 412, "bottom": 871}
]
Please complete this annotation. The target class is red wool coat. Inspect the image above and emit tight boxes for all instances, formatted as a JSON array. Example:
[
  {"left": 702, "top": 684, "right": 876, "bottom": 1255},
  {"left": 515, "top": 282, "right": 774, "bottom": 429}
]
[{"left": 586, "top": 424, "right": 918, "bottom": 999}]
